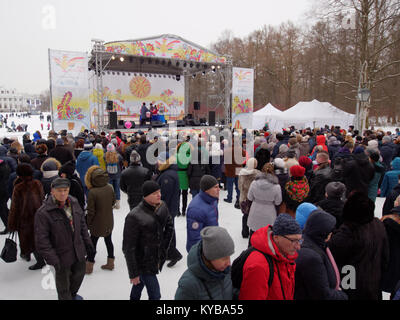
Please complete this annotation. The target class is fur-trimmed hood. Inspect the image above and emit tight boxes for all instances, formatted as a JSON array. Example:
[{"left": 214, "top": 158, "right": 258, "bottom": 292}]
[
  {"left": 85, "top": 165, "right": 109, "bottom": 189},
  {"left": 40, "top": 157, "right": 62, "bottom": 173}
]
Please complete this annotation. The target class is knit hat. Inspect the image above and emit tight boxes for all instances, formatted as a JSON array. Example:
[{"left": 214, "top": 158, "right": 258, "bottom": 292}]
[
  {"left": 94, "top": 143, "right": 103, "bottom": 150},
  {"left": 51, "top": 177, "right": 71, "bottom": 189},
  {"left": 246, "top": 158, "right": 258, "bottom": 170},
  {"left": 200, "top": 226, "right": 235, "bottom": 261},
  {"left": 59, "top": 160, "right": 76, "bottom": 177},
  {"left": 42, "top": 160, "right": 58, "bottom": 171},
  {"left": 368, "top": 140, "right": 379, "bottom": 149},
  {"left": 298, "top": 156, "right": 312, "bottom": 169},
  {"left": 325, "top": 181, "right": 346, "bottom": 199},
  {"left": 84, "top": 140, "right": 93, "bottom": 150},
  {"left": 142, "top": 181, "right": 161, "bottom": 198},
  {"left": 56, "top": 138, "right": 64, "bottom": 146},
  {"left": 130, "top": 150, "right": 141, "bottom": 164},
  {"left": 290, "top": 165, "right": 305, "bottom": 178},
  {"left": 106, "top": 143, "right": 115, "bottom": 152},
  {"left": 295, "top": 203, "right": 317, "bottom": 229},
  {"left": 272, "top": 213, "right": 302, "bottom": 236},
  {"left": 200, "top": 175, "right": 218, "bottom": 192}
]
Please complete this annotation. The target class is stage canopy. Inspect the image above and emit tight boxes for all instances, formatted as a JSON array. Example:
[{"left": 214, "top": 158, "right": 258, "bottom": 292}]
[
  {"left": 252, "top": 103, "right": 283, "bottom": 130},
  {"left": 88, "top": 35, "right": 232, "bottom": 131},
  {"left": 267, "top": 99, "right": 355, "bottom": 131}
]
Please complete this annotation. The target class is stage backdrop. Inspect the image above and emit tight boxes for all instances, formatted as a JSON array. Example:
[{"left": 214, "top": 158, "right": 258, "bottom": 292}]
[
  {"left": 48, "top": 49, "right": 90, "bottom": 135},
  {"left": 232, "top": 67, "right": 254, "bottom": 129},
  {"left": 89, "top": 71, "right": 184, "bottom": 130}
]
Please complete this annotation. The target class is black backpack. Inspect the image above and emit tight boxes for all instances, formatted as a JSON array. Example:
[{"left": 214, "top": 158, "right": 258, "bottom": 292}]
[{"left": 231, "top": 246, "right": 274, "bottom": 291}]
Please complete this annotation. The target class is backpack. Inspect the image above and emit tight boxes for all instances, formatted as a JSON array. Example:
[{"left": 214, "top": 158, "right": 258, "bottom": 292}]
[
  {"left": 106, "top": 162, "right": 118, "bottom": 175},
  {"left": 332, "top": 157, "right": 346, "bottom": 182},
  {"left": 231, "top": 246, "right": 274, "bottom": 294}
]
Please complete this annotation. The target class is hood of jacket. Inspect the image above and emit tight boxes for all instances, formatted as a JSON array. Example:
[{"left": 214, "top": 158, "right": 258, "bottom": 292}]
[
  {"left": 0, "top": 146, "right": 8, "bottom": 156},
  {"left": 78, "top": 150, "right": 95, "bottom": 161},
  {"left": 253, "top": 173, "right": 279, "bottom": 189},
  {"left": 40, "top": 157, "right": 62, "bottom": 172},
  {"left": 92, "top": 148, "right": 104, "bottom": 158},
  {"left": 251, "top": 225, "right": 298, "bottom": 263},
  {"left": 303, "top": 209, "right": 336, "bottom": 248},
  {"left": 316, "top": 135, "right": 326, "bottom": 145},
  {"left": 85, "top": 165, "right": 109, "bottom": 189},
  {"left": 391, "top": 157, "right": 400, "bottom": 170},
  {"left": 187, "top": 241, "right": 229, "bottom": 281}
]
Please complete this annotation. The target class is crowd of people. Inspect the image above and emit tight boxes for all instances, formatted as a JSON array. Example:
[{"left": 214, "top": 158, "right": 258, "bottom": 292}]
[{"left": 0, "top": 123, "right": 400, "bottom": 301}]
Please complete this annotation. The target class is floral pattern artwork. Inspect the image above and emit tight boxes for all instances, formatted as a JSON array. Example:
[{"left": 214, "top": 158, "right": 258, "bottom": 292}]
[
  {"left": 129, "top": 76, "right": 151, "bottom": 98},
  {"left": 57, "top": 91, "right": 85, "bottom": 121}
]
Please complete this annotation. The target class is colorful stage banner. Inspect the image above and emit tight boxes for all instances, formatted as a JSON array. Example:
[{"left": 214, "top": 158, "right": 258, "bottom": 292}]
[
  {"left": 49, "top": 49, "right": 90, "bottom": 135},
  {"left": 232, "top": 67, "right": 254, "bottom": 129},
  {"left": 89, "top": 71, "right": 184, "bottom": 130},
  {"left": 105, "top": 35, "right": 227, "bottom": 64}
]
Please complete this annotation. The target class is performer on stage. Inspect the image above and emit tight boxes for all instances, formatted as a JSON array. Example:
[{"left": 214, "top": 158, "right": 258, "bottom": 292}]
[{"left": 140, "top": 102, "right": 149, "bottom": 126}]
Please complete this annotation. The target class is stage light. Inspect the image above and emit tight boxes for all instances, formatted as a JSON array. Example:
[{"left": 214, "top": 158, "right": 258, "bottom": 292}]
[
  {"left": 176, "top": 75, "right": 181, "bottom": 81},
  {"left": 217, "top": 65, "right": 221, "bottom": 69},
  {"left": 192, "top": 74, "right": 196, "bottom": 78},
  {"left": 202, "top": 71, "right": 206, "bottom": 75},
  {"left": 196, "top": 63, "right": 200, "bottom": 69},
  {"left": 176, "top": 62, "right": 180, "bottom": 67},
  {"left": 190, "top": 62, "right": 193, "bottom": 68},
  {"left": 120, "top": 57, "right": 124, "bottom": 62},
  {"left": 183, "top": 62, "right": 187, "bottom": 68},
  {"left": 111, "top": 55, "right": 116, "bottom": 60}
]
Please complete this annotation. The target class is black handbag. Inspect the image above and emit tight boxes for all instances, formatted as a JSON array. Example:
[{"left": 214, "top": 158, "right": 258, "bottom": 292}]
[{"left": 1, "top": 232, "right": 17, "bottom": 263}]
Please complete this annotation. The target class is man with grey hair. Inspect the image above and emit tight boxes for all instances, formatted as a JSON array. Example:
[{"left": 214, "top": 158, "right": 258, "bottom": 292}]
[
  {"left": 120, "top": 151, "right": 152, "bottom": 210},
  {"left": 380, "top": 135, "right": 396, "bottom": 172}
]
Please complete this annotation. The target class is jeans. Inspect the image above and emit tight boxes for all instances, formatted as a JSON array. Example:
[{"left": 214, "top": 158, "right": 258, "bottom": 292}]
[
  {"left": 109, "top": 176, "right": 121, "bottom": 200},
  {"left": 226, "top": 177, "right": 240, "bottom": 202},
  {"left": 87, "top": 234, "right": 114, "bottom": 263},
  {"left": 130, "top": 274, "right": 161, "bottom": 300}
]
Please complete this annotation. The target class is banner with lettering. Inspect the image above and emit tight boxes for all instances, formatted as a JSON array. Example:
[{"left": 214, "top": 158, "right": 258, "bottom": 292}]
[
  {"left": 49, "top": 49, "right": 90, "bottom": 135},
  {"left": 231, "top": 67, "right": 254, "bottom": 129}
]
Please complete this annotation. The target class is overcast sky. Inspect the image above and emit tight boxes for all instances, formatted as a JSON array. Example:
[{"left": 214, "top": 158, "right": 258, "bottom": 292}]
[{"left": 0, "top": 0, "right": 313, "bottom": 94}]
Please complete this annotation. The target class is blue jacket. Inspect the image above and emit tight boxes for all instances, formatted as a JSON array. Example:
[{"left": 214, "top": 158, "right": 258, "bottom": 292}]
[
  {"left": 76, "top": 151, "right": 99, "bottom": 188},
  {"left": 186, "top": 190, "right": 219, "bottom": 252},
  {"left": 381, "top": 157, "right": 400, "bottom": 197}
]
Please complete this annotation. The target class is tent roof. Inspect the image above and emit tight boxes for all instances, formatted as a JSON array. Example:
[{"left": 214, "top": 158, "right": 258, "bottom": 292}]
[{"left": 254, "top": 103, "right": 283, "bottom": 116}]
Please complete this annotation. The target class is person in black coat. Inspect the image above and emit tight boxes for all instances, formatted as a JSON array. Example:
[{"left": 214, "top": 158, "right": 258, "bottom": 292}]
[
  {"left": 136, "top": 135, "right": 155, "bottom": 174},
  {"left": 0, "top": 145, "right": 17, "bottom": 173},
  {"left": 328, "top": 191, "right": 390, "bottom": 300},
  {"left": 308, "top": 152, "right": 333, "bottom": 204},
  {"left": 316, "top": 182, "right": 346, "bottom": 229},
  {"left": 156, "top": 152, "right": 182, "bottom": 267},
  {"left": 0, "top": 159, "right": 10, "bottom": 234},
  {"left": 48, "top": 138, "right": 74, "bottom": 166},
  {"left": 122, "top": 181, "right": 174, "bottom": 300},
  {"left": 58, "top": 160, "right": 85, "bottom": 211},
  {"left": 255, "top": 144, "right": 271, "bottom": 171},
  {"left": 380, "top": 136, "right": 396, "bottom": 171},
  {"left": 381, "top": 205, "right": 400, "bottom": 297},
  {"left": 295, "top": 209, "right": 348, "bottom": 300},
  {"left": 187, "top": 152, "right": 211, "bottom": 198},
  {"left": 120, "top": 151, "right": 152, "bottom": 210}
]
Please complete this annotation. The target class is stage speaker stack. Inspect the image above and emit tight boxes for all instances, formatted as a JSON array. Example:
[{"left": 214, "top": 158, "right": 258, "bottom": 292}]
[
  {"left": 109, "top": 112, "right": 117, "bottom": 129},
  {"left": 118, "top": 120, "right": 125, "bottom": 128},
  {"left": 177, "top": 120, "right": 186, "bottom": 127},
  {"left": 106, "top": 100, "right": 114, "bottom": 111},
  {"left": 151, "top": 121, "right": 164, "bottom": 128},
  {"left": 209, "top": 111, "right": 216, "bottom": 126}
]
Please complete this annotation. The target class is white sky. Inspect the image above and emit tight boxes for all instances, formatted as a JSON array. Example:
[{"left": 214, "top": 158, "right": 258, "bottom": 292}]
[{"left": 0, "top": 0, "right": 313, "bottom": 94}]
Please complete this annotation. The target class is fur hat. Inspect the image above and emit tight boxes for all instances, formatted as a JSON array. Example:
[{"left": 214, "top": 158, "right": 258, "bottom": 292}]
[
  {"left": 16, "top": 163, "right": 33, "bottom": 177},
  {"left": 35, "top": 144, "right": 48, "bottom": 155},
  {"left": 42, "top": 160, "right": 58, "bottom": 171},
  {"left": 274, "top": 158, "right": 285, "bottom": 169},
  {"left": 201, "top": 226, "right": 235, "bottom": 261},
  {"left": 342, "top": 191, "right": 374, "bottom": 225}
]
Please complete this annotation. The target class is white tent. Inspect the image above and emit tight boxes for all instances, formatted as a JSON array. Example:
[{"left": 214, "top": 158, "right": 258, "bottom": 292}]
[
  {"left": 252, "top": 103, "right": 283, "bottom": 130},
  {"left": 271, "top": 99, "right": 355, "bottom": 131}
]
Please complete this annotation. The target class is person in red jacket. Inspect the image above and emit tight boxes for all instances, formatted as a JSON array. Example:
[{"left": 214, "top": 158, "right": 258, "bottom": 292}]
[
  {"left": 311, "top": 135, "right": 328, "bottom": 156},
  {"left": 239, "top": 213, "right": 302, "bottom": 300}
]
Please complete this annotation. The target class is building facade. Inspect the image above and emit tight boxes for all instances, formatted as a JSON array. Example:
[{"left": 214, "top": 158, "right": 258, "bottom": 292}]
[{"left": 0, "top": 86, "right": 41, "bottom": 112}]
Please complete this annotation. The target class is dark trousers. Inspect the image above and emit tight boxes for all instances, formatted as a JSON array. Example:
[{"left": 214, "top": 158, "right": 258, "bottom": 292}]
[
  {"left": 0, "top": 198, "right": 9, "bottom": 229},
  {"left": 242, "top": 214, "right": 250, "bottom": 238},
  {"left": 167, "top": 218, "right": 182, "bottom": 261},
  {"left": 130, "top": 274, "right": 161, "bottom": 300},
  {"left": 87, "top": 234, "right": 114, "bottom": 263},
  {"left": 55, "top": 260, "right": 86, "bottom": 300},
  {"left": 226, "top": 177, "right": 240, "bottom": 202},
  {"left": 179, "top": 190, "right": 188, "bottom": 214},
  {"left": 33, "top": 251, "right": 45, "bottom": 265}
]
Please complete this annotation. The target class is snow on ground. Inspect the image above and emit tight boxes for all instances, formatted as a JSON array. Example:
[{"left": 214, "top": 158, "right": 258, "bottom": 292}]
[{"left": 0, "top": 112, "right": 393, "bottom": 300}]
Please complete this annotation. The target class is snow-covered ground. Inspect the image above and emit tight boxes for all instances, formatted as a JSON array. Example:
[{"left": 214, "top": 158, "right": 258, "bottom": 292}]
[{"left": 0, "top": 112, "right": 392, "bottom": 300}]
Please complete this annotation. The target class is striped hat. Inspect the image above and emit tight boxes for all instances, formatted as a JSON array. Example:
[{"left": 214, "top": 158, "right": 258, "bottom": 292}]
[{"left": 84, "top": 140, "right": 93, "bottom": 150}]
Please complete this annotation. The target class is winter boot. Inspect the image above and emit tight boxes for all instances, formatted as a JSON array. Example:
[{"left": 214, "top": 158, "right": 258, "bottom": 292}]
[
  {"left": 114, "top": 200, "right": 120, "bottom": 210},
  {"left": 101, "top": 258, "right": 115, "bottom": 271},
  {"left": 85, "top": 261, "right": 94, "bottom": 274}
]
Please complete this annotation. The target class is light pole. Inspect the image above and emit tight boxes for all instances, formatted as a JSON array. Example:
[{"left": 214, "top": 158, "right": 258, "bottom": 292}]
[{"left": 357, "top": 87, "right": 370, "bottom": 131}]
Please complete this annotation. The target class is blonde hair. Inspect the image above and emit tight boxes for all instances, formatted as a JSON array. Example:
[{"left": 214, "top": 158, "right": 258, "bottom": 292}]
[{"left": 105, "top": 151, "right": 118, "bottom": 164}]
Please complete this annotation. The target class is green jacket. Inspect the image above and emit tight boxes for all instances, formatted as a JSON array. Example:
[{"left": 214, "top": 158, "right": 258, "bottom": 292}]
[
  {"left": 174, "top": 241, "right": 233, "bottom": 300},
  {"left": 176, "top": 142, "right": 191, "bottom": 190}
]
